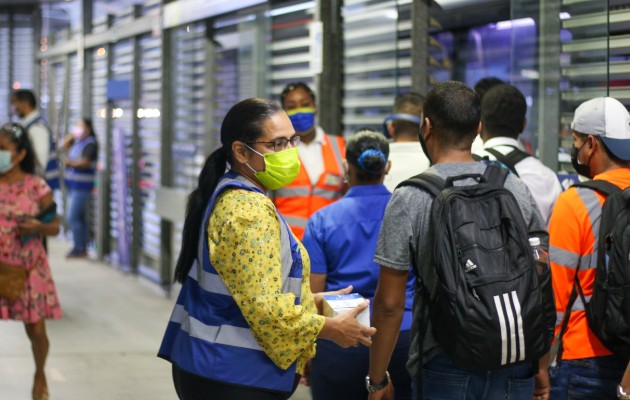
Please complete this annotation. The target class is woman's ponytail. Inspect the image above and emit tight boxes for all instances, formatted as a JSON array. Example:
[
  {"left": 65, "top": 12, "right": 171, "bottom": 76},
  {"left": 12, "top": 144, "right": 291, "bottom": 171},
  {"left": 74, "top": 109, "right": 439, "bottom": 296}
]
[{"left": 173, "top": 146, "right": 228, "bottom": 283}]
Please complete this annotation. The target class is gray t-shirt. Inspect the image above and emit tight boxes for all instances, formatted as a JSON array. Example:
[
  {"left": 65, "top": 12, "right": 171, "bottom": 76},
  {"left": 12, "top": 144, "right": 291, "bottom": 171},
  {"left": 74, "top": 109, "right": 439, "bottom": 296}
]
[{"left": 374, "top": 162, "right": 548, "bottom": 376}]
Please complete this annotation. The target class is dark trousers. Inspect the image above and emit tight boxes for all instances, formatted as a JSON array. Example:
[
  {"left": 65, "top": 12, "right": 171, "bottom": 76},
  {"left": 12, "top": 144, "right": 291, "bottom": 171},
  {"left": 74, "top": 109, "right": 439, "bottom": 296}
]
[
  {"left": 311, "top": 330, "right": 412, "bottom": 400},
  {"left": 417, "top": 352, "right": 534, "bottom": 400},
  {"left": 549, "top": 355, "right": 627, "bottom": 400},
  {"left": 172, "top": 364, "right": 299, "bottom": 400}
]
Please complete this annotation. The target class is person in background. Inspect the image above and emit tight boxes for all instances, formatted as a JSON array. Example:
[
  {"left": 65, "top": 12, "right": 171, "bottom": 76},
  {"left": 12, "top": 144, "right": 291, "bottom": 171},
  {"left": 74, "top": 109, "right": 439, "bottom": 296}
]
[
  {"left": 475, "top": 84, "right": 562, "bottom": 224},
  {"left": 62, "top": 118, "right": 98, "bottom": 258},
  {"left": 471, "top": 77, "right": 504, "bottom": 154},
  {"left": 548, "top": 97, "right": 630, "bottom": 399},
  {"left": 303, "top": 129, "right": 413, "bottom": 400},
  {"left": 274, "top": 82, "right": 346, "bottom": 240},
  {"left": 10, "top": 89, "right": 60, "bottom": 190},
  {"left": 383, "top": 93, "right": 430, "bottom": 191},
  {"left": 0, "top": 123, "right": 62, "bottom": 400},
  {"left": 158, "top": 98, "right": 375, "bottom": 400}
]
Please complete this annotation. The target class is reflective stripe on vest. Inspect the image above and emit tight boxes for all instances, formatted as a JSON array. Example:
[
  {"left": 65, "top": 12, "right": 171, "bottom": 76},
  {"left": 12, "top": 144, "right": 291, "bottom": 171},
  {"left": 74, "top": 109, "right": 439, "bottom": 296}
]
[
  {"left": 24, "top": 116, "right": 60, "bottom": 189},
  {"left": 159, "top": 171, "right": 303, "bottom": 392},
  {"left": 273, "top": 134, "right": 345, "bottom": 239},
  {"left": 65, "top": 137, "right": 97, "bottom": 190}
]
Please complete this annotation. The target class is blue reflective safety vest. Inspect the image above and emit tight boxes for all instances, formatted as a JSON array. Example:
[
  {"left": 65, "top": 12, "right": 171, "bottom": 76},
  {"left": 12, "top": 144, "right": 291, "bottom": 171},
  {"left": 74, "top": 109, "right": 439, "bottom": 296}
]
[
  {"left": 65, "top": 136, "right": 97, "bottom": 191},
  {"left": 24, "top": 116, "right": 60, "bottom": 189},
  {"left": 159, "top": 171, "right": 304, "bottom": 392}
]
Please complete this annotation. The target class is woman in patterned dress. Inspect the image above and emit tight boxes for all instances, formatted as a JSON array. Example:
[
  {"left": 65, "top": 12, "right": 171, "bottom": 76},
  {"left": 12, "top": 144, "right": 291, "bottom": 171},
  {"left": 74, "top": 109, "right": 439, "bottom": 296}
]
[{"left": 0, "top": 123, "right": 62, "bottom": 400}]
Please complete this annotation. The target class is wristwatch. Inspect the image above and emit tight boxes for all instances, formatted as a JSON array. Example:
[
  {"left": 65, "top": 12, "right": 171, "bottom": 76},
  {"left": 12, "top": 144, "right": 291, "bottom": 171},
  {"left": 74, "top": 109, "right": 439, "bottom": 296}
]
[
  {"left": 365, "top": 371, "right": 390, "bottom": 393},
  {"left": 618, "top": 385, "right": 630, "bottom": 400}
]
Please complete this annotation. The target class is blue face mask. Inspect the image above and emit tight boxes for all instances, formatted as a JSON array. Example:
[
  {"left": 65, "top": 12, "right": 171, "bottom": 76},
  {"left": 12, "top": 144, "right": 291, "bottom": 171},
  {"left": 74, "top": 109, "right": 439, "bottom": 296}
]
[
  {"left": 0, "top": 150, "right": 14, "bottom": 174},
  {"left": 287, "top": 108, "right": 315, "bottom": 134}
]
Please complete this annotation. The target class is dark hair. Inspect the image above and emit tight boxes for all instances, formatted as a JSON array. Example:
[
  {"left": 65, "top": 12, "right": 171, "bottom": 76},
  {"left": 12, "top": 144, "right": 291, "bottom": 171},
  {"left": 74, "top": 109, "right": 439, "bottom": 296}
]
[
  {"left": 280, "top": 82, "right": 316, "bottom": 108},
  {"left": 12, "top": 89, "right": 37, "bottom": 109},
  {"left": 423, "top": 81, "right": 480, "bottom": 150},
  {"left": 82, "top": 118, "right": 96, "bottom": 137},
  {"left": 392, "top": 92, "right": 425, "bottom": 136},
  {"left": 173, "top": 98, "right": 284, "bottom": 283},
  {"left": 346, "top": 129, "right": 390, "bottom": 182},
  {"left": 474, "top": 77, "right": 504, "bottom": 102},
  {"left": 0, "top": 122, "right": 36, "bottom": 174},
  {"left": 481, "top": 84, "right": 527, "bottom": 140}
]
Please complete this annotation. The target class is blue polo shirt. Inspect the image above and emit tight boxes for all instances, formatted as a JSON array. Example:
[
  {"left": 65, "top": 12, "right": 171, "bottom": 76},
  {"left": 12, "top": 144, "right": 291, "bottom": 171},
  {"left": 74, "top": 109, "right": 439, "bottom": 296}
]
[{"left": 302, "top": 184, "right": 414, "bottom": 331}]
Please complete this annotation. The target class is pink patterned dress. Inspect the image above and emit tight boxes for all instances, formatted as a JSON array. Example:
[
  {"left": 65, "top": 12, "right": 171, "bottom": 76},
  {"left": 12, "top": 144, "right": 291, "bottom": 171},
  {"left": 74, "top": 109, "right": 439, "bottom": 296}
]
[{"left": 0, "top": 174, "right": 62, "bottom": 323}]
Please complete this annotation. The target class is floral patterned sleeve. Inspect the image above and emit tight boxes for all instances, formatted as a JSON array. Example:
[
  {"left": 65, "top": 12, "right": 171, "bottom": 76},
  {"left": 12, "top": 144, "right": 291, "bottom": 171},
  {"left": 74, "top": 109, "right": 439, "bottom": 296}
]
[{"left": 208, "top": 189, "right": 325, "bottom": 371}]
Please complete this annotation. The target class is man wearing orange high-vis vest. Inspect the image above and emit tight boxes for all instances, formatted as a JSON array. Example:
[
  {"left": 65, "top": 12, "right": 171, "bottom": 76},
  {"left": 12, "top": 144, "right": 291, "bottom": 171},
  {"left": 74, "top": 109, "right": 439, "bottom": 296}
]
[
  {"left": 548, "top": 97, "right": 630, "bottom": 400},
  {"left": 275, "top": 82, "right": 346, "bottom": 239}
]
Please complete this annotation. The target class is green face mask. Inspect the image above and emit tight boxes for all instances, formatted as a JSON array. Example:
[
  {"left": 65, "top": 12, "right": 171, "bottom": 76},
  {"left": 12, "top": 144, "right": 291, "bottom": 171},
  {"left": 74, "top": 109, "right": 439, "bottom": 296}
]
[{"left": 245, "top": 145, "right": 301, "bottom": 190}]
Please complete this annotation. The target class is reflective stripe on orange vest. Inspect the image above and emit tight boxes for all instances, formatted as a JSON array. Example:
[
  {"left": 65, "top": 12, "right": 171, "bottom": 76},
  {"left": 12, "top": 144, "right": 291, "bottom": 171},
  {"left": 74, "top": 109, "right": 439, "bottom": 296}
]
[
  {"left": 273, "top": 133, "right": 345, "bottom": 240},
  {"left": 549, "top": 169, "right": 630, "bottom": 360}
]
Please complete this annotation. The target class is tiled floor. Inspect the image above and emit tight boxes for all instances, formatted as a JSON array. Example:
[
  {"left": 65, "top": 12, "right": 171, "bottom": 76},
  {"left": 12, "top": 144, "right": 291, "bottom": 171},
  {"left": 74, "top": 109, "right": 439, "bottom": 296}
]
[{"left": 0, "top": 238, "right": 312, "bottom": 400}]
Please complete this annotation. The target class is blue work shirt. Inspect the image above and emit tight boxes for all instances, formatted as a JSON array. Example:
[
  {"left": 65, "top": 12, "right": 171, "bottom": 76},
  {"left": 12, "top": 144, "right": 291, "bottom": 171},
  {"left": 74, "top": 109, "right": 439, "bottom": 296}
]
[{"left": 302, "top": 184, "right": 415, "bottom": 331}]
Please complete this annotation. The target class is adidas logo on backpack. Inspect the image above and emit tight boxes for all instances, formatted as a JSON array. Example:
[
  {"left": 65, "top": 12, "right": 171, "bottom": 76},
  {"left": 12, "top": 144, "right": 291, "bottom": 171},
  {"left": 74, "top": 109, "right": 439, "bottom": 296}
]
[
  {"left": 398, "top": 165, "right": 551, "bottom": 371},
  {"left": 464, "top": 259, "right": 477, "bottom": 272}
]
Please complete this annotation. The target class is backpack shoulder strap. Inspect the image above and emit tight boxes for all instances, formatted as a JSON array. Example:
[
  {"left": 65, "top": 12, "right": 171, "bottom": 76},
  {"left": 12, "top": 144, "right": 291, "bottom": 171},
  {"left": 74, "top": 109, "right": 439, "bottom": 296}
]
[
  {"left": 572, "top": 180, "right": 621, "bottom": 197},
  {"left": 472, "top": 153, "right": 485, "bottom": 162},
  {"left": 482, "top": 164, "right": 509, "bottom": 187},
  {"left": 484, "top": 146, "right": 529, "bottom": 177},
  {"left": 396, "top": 172, "right": 446, "bottom": 198}
]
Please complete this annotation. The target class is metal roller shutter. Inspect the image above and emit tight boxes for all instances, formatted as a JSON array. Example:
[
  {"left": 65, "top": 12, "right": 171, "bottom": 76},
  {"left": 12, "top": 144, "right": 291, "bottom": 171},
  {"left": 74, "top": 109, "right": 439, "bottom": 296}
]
[
  {"left": 268, "top": 1, "right": 315, "bottom": 100},
  {"left": 170, "top": 21, "right": 207, "bottom": 255},
  {"left": 138, "top": 31, "right": 162, "bottom": 277},
  {"left": 342, "top": 0, "right": 413, "bottom": 135}
]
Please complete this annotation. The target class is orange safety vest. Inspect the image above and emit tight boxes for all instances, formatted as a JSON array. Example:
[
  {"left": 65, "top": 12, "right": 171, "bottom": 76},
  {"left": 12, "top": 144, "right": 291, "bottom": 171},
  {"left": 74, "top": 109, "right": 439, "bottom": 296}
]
[
  {"left": 549, "top": 168, "right": 630, "bottom": 360},
  {"left": 273, "top": 133, "right": 345, "bottom": 239}
]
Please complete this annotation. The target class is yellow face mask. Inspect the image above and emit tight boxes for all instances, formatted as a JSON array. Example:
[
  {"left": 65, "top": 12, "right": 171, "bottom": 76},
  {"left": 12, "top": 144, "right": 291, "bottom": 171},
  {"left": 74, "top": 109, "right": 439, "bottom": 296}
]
[{"left": 245, "top": 145, "right": 301, "bottom": 190}]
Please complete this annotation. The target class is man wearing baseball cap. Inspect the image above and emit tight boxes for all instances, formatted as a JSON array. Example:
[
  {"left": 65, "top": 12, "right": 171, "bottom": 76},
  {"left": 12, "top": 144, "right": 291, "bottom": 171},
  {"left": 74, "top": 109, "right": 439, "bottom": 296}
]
[{"left": 546, "top": 97, "right": 630, "bottom": 400}]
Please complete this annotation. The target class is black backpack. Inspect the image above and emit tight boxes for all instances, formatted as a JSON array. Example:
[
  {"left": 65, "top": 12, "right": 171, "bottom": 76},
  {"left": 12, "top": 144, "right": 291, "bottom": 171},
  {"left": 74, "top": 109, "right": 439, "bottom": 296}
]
[
  {"left": 472, "top": 146, "right": 530, "bottom": 177},
  {"left": 558, "top": 180, "right": 630, "bottom": 357},
  {"left": 399, "top": 165, "right": 549, "bottom": 372}
]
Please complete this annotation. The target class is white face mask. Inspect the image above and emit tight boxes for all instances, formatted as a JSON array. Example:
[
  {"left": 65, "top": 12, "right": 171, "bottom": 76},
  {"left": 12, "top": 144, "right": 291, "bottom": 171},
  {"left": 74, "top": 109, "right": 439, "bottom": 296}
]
[{"left": 0, "top": 150, "right": 14, "bottom": 174}]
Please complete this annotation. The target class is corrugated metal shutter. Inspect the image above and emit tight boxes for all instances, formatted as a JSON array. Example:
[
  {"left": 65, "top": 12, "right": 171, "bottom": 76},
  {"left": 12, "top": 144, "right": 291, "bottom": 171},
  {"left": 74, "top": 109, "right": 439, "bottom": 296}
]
[
  {"left": 0, "top": 14, "right": 10, "bottom": 120},
  {"left": 212, "top": 5, "right": 268, "bottom": 138},
  {"left": 342, "top": 0, "right": 413, "bottom": 135},
  {"left": 171, "top": 21, "right": 207, "bottom": 254},
  {"left": 109, "top": 37, "right": 134, "bottom": 268},
  {"left": 138, "top": 31, "right": 162, "bottom": 275},
  {"left": 12, "top": 13, "right": 36, "bottom": 103},
  {"left": 268, "top": 1, "right": 315, "bottom": 99}
]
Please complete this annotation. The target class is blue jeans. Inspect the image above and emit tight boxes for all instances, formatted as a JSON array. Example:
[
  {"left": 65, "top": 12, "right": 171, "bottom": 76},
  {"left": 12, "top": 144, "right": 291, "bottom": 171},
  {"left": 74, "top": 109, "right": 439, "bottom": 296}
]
[
  {"left": 67, "top": 188, "right": 92, "bottom": 252},
  {"left": 310, "top": 330, "right": 411, "bottom": 400},
  {"left": 549, "top": 355, "right": 627, "bottom": 400},
  {"left": 414, "top": 352, "right": 534, "bottom": 400}
]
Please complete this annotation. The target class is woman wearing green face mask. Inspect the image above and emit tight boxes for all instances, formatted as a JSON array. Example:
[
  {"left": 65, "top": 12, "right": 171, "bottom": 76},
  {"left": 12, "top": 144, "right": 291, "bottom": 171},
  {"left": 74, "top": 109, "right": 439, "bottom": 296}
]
[{"left": 159, "top": 98, "right": 376, "bottom": 400}]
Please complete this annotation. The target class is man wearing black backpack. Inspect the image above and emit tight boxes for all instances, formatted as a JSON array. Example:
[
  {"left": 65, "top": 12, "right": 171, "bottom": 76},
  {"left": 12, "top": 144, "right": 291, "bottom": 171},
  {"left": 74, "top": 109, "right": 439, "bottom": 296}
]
[
  {"left": 367, "top": 81, "right": 550, "bottom": 400},
  {"left": 548, "top": 96, "right": 630, "bottom": 399},
  {"left": 475, "top": 84, "right": 562, "bottom": 225}
]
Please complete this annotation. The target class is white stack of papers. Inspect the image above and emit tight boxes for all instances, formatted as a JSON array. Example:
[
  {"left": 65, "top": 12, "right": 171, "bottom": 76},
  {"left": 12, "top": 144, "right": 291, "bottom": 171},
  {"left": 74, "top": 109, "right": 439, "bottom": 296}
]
[{"left": 322, "top": 293, "right": 370, "bottom": 327}]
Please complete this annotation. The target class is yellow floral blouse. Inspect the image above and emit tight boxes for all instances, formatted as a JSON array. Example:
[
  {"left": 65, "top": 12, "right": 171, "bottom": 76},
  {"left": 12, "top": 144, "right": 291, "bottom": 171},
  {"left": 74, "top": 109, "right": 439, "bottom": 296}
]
[{"left": 208, "top": 187, "right": 325, "bottom": 374}]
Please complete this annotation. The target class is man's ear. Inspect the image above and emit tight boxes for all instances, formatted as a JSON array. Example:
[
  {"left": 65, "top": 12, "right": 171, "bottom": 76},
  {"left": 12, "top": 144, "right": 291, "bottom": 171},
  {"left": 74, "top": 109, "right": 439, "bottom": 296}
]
[
  {"left": 420, "top": 117, "right": 432, "bottom": 140},
  {"left": 387, "top": 121, "right": 395, "bottom": 138},
  {"left": 385, "top": 160, "right": 392, "bottom": 174},
  {"left": 342, "top": 159, "right": 349, "bottom": 175},
  {"left": 232, "top": 141, "right": 250, "bottom": 165}
]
